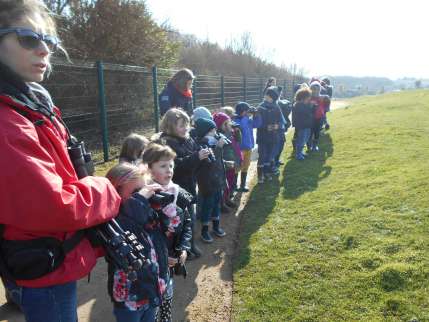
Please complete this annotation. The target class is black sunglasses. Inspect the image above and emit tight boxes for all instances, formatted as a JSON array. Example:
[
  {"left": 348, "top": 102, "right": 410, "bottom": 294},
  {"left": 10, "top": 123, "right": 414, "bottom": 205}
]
[{"left": 0, "top": 28, "right": 59, "bottom": 53}]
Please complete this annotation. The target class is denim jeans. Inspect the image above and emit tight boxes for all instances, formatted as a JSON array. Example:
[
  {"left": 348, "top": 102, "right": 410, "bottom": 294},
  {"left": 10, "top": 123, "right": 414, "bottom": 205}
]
[
  {"left": 257, "top": 136, "right": 278, "bottom": 167},
  {"left": 310, "top": 119, "right": 323, "bottom": 145},
  {"left": 5, "top": 280, "right": 78, "bottom": 322},
  {"left": 114, "top": 304, "right": 158, "bottom": 322},
  {"left": 296, "top": 128, "right": 311, "bottom": 158},
  {"left": 198, "top": 190, "right": 222, "bottom": 225}
]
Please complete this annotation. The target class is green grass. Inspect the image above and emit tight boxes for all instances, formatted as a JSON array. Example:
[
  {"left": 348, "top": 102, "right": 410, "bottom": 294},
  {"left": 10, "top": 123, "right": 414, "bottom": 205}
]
[{"left": 232, "top": 90, "right": 429, "bottom": 322}]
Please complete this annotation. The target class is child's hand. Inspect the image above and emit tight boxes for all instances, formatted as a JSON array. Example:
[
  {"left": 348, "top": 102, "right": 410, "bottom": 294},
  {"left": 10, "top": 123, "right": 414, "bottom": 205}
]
[
  {"left": 217, "top": 137, "right": 226, "bottom": 148},
  {"left": 179, "top": 250, "right": 187, "bottom": 264},
  {"left": 168, "top": 256, "right": 178, "bottom": 267},
  {"left": 198, "top": 148, "right": 210, "bottom": 160},
  {"left": 138, "top": 183, "right": 163, "bottom": 199}
]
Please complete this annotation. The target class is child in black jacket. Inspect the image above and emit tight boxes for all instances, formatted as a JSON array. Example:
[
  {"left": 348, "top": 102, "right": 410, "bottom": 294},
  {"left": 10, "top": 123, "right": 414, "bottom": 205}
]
[
  {"left": 194, "top": 118, "right": 228, "bottom": 243},
  {"left": 157, "top": 108, "right": 211, "bottom": 259},
  {"left": 142, "top": 143, "right": 193, "bottom": 322}
]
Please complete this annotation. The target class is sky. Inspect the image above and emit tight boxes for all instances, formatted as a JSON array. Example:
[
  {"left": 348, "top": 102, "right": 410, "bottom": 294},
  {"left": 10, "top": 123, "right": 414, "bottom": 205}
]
[{"left": 146, "top": 0, "right": 428, "bottom": 80}]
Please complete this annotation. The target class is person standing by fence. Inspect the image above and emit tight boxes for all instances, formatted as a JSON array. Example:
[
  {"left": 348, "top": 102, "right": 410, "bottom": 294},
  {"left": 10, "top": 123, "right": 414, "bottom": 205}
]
[
  {"left": 159, "top": 68, "right": 195, "bottom": 116},
  {"left": 0, "top": 1, "right": 122, "bottom": 321}
]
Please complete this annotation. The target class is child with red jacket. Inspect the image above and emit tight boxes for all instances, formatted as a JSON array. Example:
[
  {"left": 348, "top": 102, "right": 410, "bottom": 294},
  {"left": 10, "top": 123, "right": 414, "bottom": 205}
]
[{"left": 308, "top": 81, "right": 331, "bottom": 151}]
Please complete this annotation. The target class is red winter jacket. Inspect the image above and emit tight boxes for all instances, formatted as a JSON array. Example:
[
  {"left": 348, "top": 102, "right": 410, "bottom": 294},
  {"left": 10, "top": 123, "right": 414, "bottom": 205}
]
[
  {"left": 311, "top": 95, "right": 331, "bottom": 120},
  {"left": 0, "top": 95, "right": 121, "bottom": 288}
]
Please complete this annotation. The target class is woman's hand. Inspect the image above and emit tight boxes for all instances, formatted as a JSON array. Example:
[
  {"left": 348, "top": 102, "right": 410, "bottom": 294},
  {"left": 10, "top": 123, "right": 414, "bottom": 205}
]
[{"left": 138, "top": 183, "right": 163, "bottom": 199}]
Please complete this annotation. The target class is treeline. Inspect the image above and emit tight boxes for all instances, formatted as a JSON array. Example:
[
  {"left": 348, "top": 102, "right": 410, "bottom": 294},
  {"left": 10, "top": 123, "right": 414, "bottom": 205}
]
[{"left": 45, "top": 0, "right": 302, "bottom": 79}]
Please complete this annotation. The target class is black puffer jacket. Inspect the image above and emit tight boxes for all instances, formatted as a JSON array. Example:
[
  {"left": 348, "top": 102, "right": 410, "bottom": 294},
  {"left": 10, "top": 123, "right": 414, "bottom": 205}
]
[
  {"left": 160, "top": 133, "right": 201, "bottom": 199},
  {"left": 195, "top": 137, "right": 226, "bottom": 197}
]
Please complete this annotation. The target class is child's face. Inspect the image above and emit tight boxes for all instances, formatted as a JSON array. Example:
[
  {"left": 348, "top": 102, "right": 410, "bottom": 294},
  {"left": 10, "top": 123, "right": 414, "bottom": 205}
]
[
  {"left": 264, "top": 95, "right": 273, "bottom": 103},
  {"left": 150, "top": 159, "right": 174, "bottom": 186},
  {"left": 175, "top": 119, "right": 189, "bottom": 138},
  {"left": 311, "top": 86, "right": 320, "bottom": 97},
  {"left": 119, "top": 177, "right": 145, "bottom": 201},
  {"left": 222, "top": 119, "right": 232, "bottom": 132},
  {"left": 205, "top": 128, "right": 217, "bottom": 138}
]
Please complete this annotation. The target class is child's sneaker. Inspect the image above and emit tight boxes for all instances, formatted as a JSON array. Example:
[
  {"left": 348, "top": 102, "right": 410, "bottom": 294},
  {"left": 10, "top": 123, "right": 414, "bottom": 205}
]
[
  {"left": 201, "top": 225, "right": 213, "bottom": 243},
  {"left": 212, "top": 220, "right": 226, "bottom": 237}
]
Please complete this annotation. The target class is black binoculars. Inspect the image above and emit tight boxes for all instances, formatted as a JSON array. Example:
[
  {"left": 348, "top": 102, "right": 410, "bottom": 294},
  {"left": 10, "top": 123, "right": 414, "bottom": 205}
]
[{"left": 149, "top": 191, "right": 175, "bottom": 208}]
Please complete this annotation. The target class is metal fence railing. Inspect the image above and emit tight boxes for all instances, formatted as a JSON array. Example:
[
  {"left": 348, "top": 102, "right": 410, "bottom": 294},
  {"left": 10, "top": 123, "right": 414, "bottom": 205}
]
[{"left": 43, "top": 59, "right": 303, "bottom": 163}]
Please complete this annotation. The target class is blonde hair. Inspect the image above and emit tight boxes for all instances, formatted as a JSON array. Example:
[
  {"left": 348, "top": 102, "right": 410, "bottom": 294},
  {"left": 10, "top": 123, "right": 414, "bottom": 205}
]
[
  {"left": 171, "top": 68, "right": 195, "bottom": 92},
  {"left": 106, "top": 163, "right": 143, "bottom": 192},
  {"left": 119, "top": 133, "right": 149, "bottom": 163},
  {"left": 220, "top": 106, "right": 235, "bottom": 118},
  {"left": 160, "top": 108, "right": 190, "bottom": 137},
  {"left": 142, "top": 142, "right": 176, "bottom": 167}
]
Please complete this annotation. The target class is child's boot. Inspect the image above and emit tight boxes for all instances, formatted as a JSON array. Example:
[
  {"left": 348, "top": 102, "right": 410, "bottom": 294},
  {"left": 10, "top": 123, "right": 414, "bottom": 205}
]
[
  {"left": 201, "top": 225, "right": 213, "bottom": 243},
  {"left": 239, "top": 172, "right": 249, "bottom": 192},
  {"left": 212, "top": 220, "right": 226, "bottom": 237},
  {"left": 257, "top": 167, "right": 264, "bottom": 184},
  {"left": 264, "top": 165, "right": 273, "bottom": 181},
  {"left": 311, "top": 139, "right": 319, "bottom": 152}
]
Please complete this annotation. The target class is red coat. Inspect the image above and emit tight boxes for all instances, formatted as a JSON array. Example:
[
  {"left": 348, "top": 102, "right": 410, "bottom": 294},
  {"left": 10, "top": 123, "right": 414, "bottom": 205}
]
[
  {"left": 0, "top": 95, "right": 121, "bottom": 288},
  {"left": 311, "top": 95, "right": 331, "bottom": 120}
]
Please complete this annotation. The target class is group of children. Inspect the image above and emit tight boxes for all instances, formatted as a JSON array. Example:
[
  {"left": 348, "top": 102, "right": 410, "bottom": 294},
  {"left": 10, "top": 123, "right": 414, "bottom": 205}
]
[{"left": 104, "top": 76, "right": 332, "bottom": 321}]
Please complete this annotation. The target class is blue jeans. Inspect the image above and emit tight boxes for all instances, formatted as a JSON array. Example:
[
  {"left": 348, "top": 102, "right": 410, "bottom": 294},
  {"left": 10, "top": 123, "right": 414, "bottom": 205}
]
[
  {"left": 198, "top": 190, "right": 222, "bottom": 225},
  {"left": 274, "top": 130, "right": 286, "bottom": 165},
  {"left": 5, "top": 280, "right": 78, "bottom": 322},
  {"left": 296, "top": 128, "right": 311, "bottom": 158},
  {"left": 114, "top": 304, "right": 158, "bottom": 322},
  {"left": 257, "top": 136, "right": 278, "bottom": 168}
]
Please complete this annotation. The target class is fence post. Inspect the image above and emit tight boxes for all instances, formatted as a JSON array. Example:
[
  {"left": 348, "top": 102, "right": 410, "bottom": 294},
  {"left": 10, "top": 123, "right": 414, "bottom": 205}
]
[
  {"left": 96, "top": 61, "right": 109, "bottom": 162},
  {"left": 192, "top": 78, "right": 197, "bottom": 108},
  {"left": 152, "top": 65, "right": 160, "bottom": 132},
  {"left": 259, "top": 78, "right": 264, "bottom": 101},
  {"left": 220, "top": 75, "right": 225, "bottom": 106},
  {"left": 283, "top": 79, "right": 287, "bottom": 99},
  {"left": 243, "top": 76, "right": 247, "bottom": 101}
]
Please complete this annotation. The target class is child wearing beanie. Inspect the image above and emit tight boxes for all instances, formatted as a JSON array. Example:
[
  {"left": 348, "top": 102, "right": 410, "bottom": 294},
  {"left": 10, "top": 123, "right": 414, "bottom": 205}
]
[
  {"left": 309, "top": 82, "right": 330, "bottom": 151},
  {"left": 256, "top": 86, "right": 286, "bottom": 183},
  {"left": 213, "top": 112, "right": 243, "bottom": 209},
  {"left": 194, "top": 118, "right": 228, "bottom": 243}
]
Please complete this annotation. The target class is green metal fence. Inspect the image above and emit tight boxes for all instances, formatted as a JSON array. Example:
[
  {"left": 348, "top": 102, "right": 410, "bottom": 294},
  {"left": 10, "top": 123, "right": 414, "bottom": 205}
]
[{"left": 44, "top": 58, "right": 303, "bottom": 163}]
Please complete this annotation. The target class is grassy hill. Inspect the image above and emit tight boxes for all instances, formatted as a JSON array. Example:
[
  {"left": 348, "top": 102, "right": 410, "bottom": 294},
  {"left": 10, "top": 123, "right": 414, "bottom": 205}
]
[{"left": 233, "top": 90, "right": 429, "bottom": 321}]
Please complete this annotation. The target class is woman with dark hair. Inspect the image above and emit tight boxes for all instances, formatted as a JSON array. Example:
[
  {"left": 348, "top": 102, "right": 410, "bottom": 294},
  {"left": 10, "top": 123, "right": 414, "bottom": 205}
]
[
  {"left": 159, "top": 68, "right": 195, "bottom": 116},
  {"left": 0, "top": 1, "right": 121, "bottom": 321}
]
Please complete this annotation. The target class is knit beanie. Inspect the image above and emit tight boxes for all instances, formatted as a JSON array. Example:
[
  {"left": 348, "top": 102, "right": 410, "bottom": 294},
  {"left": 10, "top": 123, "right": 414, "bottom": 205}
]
[
  {"left": 213, "top": 112, "right": 230, "bottom": 129},
  {"left": 192, "top": 106, "right": 213, "bottom": 121},
  {"left": 195, "top": 118, "right": 217, "bottom": 138},
  {"left": 235, "top": 102, "right": 251, "bottom": 115},
  {"left": 265, "top": 86, "right": 283, "bottom": 101}
]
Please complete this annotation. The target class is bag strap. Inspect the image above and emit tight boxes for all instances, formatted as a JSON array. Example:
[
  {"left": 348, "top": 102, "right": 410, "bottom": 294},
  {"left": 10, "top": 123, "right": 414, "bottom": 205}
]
[{"left": 61, "top": 230, "right": 86, "bottom": 254}]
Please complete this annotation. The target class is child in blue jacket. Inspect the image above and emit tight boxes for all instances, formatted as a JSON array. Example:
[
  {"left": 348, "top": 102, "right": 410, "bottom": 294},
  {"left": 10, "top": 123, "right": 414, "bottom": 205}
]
[{"left": 233, "top": 102, "right": 261, "bottom": 191}]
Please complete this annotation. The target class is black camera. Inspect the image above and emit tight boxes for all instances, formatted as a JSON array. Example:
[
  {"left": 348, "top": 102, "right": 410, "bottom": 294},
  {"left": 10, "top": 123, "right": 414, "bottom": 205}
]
[
  {"left": 201, "top": 145, "right": 216, "bottom": 163},
  {"left": 149, "top": 191, "right": 175, "bottom": 208},
  {"left": 67, "top": 138, "right": 94, "bottom": 179},
  {"left": 215, "top": 133, "right": 231, "bottom": 145}
]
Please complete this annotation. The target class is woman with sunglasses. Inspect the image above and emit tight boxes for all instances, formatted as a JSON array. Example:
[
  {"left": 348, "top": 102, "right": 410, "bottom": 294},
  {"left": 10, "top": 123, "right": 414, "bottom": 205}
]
[{"left": 0, "top": 1, "right": 121, "bottom": 321}]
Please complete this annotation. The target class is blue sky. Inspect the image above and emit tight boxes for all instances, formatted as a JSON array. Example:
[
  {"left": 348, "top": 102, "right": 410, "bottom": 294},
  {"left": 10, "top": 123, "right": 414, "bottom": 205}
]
[{"left": 146, "top": 0, "right": 428, "bottom": 80}]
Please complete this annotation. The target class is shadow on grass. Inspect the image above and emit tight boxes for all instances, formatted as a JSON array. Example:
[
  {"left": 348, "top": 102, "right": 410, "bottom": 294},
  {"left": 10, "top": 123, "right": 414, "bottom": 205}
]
[
  {"left": 233, "top": 175, "right": 281, "bottom": 273},
  {"left": 282, "top": 133, "right": 333, "bottom": 200}
]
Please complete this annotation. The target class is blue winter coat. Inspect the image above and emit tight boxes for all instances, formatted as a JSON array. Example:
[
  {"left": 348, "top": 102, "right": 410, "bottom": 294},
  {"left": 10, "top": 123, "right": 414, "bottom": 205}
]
[{"left": 233, "top": 114, "right": 261, "bottom": 150}]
